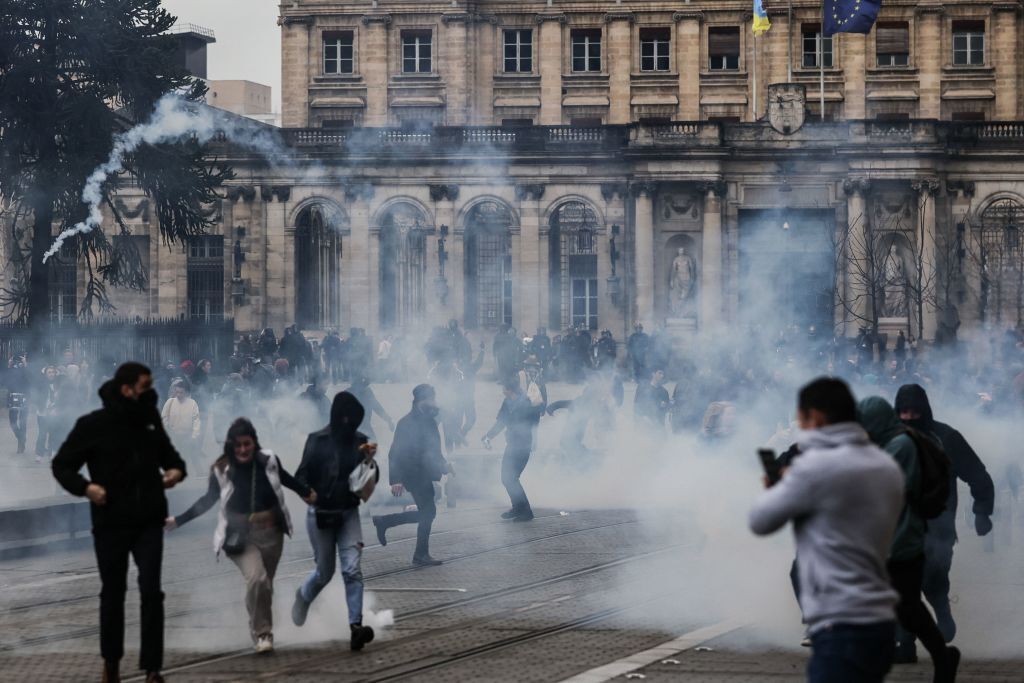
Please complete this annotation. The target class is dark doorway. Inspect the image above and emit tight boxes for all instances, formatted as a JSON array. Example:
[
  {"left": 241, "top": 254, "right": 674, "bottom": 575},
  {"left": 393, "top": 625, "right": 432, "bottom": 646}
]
[
  {"left": 738, "top": 209, "right": 835, "bottom": 333},
  {"left": 465, "top": 201, "right": 514, "bottom": 330},
  {"left": 549, "top": 201, "right": 600, "bottom": 331},
  {"left": 379, "top": 204, "right": 428, "bottom": 329},
  {"left": 295, "top": 205, "right": 343, "bottom": 330}
]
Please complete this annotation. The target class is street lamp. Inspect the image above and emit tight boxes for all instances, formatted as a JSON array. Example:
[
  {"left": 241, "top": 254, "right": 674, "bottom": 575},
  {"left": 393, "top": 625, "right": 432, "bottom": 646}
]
[
  {"left": 435, "top": 224, "right": 450, "bottom": 305},
  {"left": 606, "top": 224, "right": 621, "bottom": 306}
]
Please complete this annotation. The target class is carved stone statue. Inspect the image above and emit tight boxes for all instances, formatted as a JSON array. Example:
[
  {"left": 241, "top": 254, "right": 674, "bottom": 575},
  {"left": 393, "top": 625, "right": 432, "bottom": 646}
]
[
  {"left": 669, "top": 246, "right": 697, "bottom": 317},
  {"left": 882, "top": 243, "right": 908, "bottom": 318}
]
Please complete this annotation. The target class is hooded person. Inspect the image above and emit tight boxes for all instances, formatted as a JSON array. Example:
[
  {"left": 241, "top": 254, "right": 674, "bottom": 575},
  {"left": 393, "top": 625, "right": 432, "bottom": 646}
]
[
  {"left": 372, "top": 384, "right": 451, "bottom": 566},
  {"left": 165, "top": 419, "right": 315, "bottom": 653},
  {"left": 894, "top": 383, "right": 994, "bottom": 647},
  {"left": 291, "top": 392, "right": 379, "bottom": 651},
  {"left": 858, "top": 397, "right": 960, "bottom": 681},
  {"left": 52, "top": 362, "right": 186, "bottom": 683}
]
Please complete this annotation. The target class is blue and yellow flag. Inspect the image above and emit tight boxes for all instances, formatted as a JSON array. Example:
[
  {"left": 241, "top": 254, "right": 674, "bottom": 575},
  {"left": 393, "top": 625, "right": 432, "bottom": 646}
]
[
  {"left": 753, "top": 0, "right": 771, "bottom": 35},
  {"left": 823, "top": 0, "right": 882, "bottom": 37}
]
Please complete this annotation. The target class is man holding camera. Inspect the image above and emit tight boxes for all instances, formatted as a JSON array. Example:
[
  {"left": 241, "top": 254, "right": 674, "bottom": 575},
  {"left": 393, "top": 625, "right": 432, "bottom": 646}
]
[{"left": 749, "top": 378, "right": 904, "bottom": 683}]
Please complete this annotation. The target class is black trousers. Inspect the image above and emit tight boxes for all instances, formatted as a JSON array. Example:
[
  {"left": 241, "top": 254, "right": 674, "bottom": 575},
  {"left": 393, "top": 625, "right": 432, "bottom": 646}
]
[
  {"left": 501, "top": 447, "right": 532, "bottom": 514},
  {"left": 93, "top": 524, "right": 164, "bottom": 672},
  {"left": 888, "top": 555, "right": 948, "bottom": 669},
  {"left": 376, "top": 482, "right": 437, "bottom": 559}
]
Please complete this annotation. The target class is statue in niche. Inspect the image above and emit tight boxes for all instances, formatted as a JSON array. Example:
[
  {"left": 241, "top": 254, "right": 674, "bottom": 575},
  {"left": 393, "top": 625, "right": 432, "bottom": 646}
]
[
  {"left": 882, "top": 243, "right": 909, "bottom": 318},
  {"left": 669, "top": 246, "right": 697, "bottom": 317}
]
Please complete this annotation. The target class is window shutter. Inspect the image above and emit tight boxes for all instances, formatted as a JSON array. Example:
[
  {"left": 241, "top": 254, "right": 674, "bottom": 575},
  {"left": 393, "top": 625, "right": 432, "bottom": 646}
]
[
  {"left": 876, "top": 23, "right": 909, "bottom": 54},
  {"left": 709, "top": 27, "right": 740, "bottom": 56}
]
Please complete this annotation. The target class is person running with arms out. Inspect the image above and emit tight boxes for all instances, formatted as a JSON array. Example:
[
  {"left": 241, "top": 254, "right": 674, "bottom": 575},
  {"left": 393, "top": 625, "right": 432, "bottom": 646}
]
[
  {"left": 165, "top": 418, "right": 316, "bottom": 653},
  {"left": 52, "top": 363, "right": 186, "bottom": 683},
  {"left": 749, "top": 378, "right": 904, "bottom": 683}
]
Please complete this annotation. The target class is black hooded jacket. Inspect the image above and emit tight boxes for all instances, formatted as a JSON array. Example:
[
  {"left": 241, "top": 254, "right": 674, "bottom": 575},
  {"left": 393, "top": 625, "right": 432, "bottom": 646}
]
[
  {"left": 895, "top": 383, "right": 995, "bottom": 539},
  {"left": 295, "top": 392, "right": 373, "bottom": 510},
  {"left": 52, "top": 380, "right": 187, "bottom": 529},
  {"left": 388, "top": 406, "right": 447, "bottom": 488}
]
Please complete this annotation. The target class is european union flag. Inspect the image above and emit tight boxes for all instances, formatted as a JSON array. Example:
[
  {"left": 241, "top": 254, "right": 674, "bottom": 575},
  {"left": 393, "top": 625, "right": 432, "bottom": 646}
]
[{"left": 823, "top": 0, "right": 882, "bottom": 37}]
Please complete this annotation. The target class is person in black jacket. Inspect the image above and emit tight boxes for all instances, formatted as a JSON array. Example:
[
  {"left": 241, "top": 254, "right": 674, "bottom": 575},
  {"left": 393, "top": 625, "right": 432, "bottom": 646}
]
[
  {"left": 291, "top": 392, "right": 378, "bottom": 651},
  {"left": 483, "top": 379, "right": 544, "bottom": 522},
  {"left": 895, "top": 383, "right": 995, "bottom": 648},
  {"left": 372, "top": 384, "right": 450, "bottom": 566},
  {"left": 52, "top": 362, "right": 186, "bottom": 683}
]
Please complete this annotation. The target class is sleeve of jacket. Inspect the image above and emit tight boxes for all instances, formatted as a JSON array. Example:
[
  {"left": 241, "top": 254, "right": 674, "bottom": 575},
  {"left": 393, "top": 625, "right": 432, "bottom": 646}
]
[
  {"left": 51, "top": 417, "right": 94, "bottom": 497},
  {"left": 174, "top": 472, "right": 219, "bottom": 526},
  {"left": 294, "top": 434, "right": 316, "bottom": 491},
  {"left": 277, "top": 456, "right": 313, "bottom": 499},
  {"left": 154, "top": 413, "right": 188, "bottom": 479},
  {"left": 749, "top": 456, "right": 819, "bottom": 536},
  {"left": 949, "top": 429, "right": 995, "bottom": 517},
  {"left": 387, "top": 420, "right": 410, "bottom": 485}
]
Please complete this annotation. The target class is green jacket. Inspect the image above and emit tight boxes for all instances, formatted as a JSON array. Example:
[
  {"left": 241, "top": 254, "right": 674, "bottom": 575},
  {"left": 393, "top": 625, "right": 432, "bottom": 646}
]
[{"left": 858, "top": 396, "right": 925, "bottom": 562}]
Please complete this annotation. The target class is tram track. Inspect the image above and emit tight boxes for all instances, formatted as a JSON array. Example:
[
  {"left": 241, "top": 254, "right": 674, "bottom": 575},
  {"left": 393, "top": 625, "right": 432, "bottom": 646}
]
[
  {"left": 1, "top": 514, "right": 644, "bottom": 652},
  {"left": 120, "top": 541, "right": 690, "bottom": 682}
]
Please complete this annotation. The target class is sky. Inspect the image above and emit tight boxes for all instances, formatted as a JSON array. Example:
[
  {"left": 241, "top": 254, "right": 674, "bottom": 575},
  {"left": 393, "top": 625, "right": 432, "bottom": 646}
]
[{"left": 162, "top": 0, "right": 282, "bottom": 113}]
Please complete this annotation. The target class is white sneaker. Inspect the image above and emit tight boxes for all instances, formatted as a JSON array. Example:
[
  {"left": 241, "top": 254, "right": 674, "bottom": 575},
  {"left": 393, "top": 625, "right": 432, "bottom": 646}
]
[{"left": 255, "top": 635, "right": 274, "bottom": 653}]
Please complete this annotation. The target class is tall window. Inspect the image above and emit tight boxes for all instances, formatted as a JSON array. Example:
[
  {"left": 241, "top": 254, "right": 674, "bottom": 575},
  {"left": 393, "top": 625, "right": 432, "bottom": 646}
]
[
  {"left": 503, "top": 29, "right": 533, "bottom": 73},
  {"left": 876, "top": 22, "right": 910, "bottom": 67},
  {"left": 640, "top": 28, "right": 671, "bottom": 72},
  {"left": 48, "top": 243, "right": 77, "bottom": 322},
  {"left": 187, "top": 236, "right": 224, "bottom": 322},
  {"left": 571, "top": 29, "right": 602, "bottom": 73},
  {"left": 402, "top": 30, "right": 432, "bottom": 74},
  {"left": 708, "top": 27, "right": 740, "bottom": 71},
  {"left": 323, "top": 31, "right": 354, "bottom": 74},
  {"left": 801, "top": 24, "right": 833, "bottom": 68},
  {"left": 549, "top": 202, "right": 600, "bottom": 331},
  {"left": 952, "top": 20, "right": 985, "bottom": 66}
]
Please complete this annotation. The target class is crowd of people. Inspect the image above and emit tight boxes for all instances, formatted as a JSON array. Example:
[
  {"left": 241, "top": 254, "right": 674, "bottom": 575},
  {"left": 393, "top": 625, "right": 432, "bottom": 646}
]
[{"left": 5, "top": 314, "right": 1022, "bottom": 682}]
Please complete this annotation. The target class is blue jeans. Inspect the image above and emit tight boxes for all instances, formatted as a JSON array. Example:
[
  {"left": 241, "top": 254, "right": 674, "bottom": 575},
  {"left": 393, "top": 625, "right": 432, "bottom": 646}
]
[
  {"left": 808, "top": 622, "right": 895, "bottom": 683},
  {"left": 300, "top": 508, "right": 364, "bottom": 625}
]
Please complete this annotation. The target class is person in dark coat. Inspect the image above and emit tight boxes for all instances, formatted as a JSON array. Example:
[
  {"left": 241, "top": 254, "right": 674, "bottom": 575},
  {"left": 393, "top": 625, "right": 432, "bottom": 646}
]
[
  {"left": 483, "top": 379, "right": 544, "bottom": 522},
  {"left": 895, "top": 383, "right": 995, "bottom": 647},
  {"left": 291, "top": 392, "right": 378, "bottom": 651},
  {"left": 347, "top": 375, "right": 394, "bottom": 440},
  {"left": 372, "top": 384, "right": 450, "bottom": 566},
  {"left": 52, "top": 362, "right": 186, "bottom": 683},
  {"left": 634, "top": 368, "right": 670, "bottom": 431},
  {"left": 626, "top": 323, "right": 651, "bottom": 381}
]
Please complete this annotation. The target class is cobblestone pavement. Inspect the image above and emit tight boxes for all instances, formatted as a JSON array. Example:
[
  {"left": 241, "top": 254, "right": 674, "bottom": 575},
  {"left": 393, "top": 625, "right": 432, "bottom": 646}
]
[{"left": 1, "top": 503, "right": 1022, "bottom": 683}]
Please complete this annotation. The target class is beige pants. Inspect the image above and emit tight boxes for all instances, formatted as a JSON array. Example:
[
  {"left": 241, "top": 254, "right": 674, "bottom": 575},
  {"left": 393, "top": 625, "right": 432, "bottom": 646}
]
[{"left": 228, "top": 524, "right": 284, "bottom": 642}]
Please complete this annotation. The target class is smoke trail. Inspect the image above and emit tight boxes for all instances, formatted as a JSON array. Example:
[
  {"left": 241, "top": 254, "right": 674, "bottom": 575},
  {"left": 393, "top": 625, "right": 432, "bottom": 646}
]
[{"left": 43, "top": 93, "right": 283, "bottom": 263}]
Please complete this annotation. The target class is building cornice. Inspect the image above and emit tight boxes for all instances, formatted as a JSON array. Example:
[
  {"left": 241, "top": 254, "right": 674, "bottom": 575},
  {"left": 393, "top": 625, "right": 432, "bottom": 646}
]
[
  {"left": 441, "top": 13, "right": 472, "bottom": 25},
  {"left": 673, "top": 11, "right": 704, "bottom": 24},
  {"left": 604, "top": 11, "right": 635, "bottom": 24},
  {"left": 361, "top": 14, "right": 392, "bottom": 27},
  {"left": 535, "top": 13, "right": 567, "bottom": 25}
]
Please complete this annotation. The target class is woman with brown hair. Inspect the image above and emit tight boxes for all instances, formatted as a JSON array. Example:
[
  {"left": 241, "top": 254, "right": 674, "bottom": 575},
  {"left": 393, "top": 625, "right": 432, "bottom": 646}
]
[{"left": 166, "top": 418, "right": 316, "bottom": 653}]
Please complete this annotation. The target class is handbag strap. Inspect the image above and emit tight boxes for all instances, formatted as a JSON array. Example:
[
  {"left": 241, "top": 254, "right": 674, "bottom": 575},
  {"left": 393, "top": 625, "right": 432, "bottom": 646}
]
[{"left": 248, "top": 459, "right": 257, "bottom": 520}]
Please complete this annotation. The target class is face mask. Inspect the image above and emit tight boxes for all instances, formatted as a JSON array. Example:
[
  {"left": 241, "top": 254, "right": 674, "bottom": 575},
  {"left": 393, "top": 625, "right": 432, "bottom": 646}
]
[{"left": 422, "top": 405, "right": 440, "bottom": 419}]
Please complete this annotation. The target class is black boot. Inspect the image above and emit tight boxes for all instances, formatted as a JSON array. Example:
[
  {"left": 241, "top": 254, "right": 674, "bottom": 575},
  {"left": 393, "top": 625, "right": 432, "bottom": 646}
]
[
  {"left": 372, "top": 517, "right": 388, "bottom": 546},
  {"left": 350, "top": 623, "right": 375, "bottom": 651},
  {"left": 413, "top": 554, "right": 443, "bottom": 567}
]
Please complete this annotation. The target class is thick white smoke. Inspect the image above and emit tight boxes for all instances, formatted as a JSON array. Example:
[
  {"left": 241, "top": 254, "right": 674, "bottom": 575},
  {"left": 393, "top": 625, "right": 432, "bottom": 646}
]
[{"left": 43, "top": 93, "right": 283, "bottom": 263}]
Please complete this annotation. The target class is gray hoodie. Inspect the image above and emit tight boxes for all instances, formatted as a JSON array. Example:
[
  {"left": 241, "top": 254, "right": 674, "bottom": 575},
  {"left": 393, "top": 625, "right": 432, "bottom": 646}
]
[{"left": 749, "top": 422, "right": 904, "bottom": 634}]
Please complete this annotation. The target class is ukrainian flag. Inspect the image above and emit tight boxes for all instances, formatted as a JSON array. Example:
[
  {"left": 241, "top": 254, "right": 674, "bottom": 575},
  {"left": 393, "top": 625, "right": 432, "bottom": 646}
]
[{"left": 753, "top": 0, "right": 771, "bottom": 36}]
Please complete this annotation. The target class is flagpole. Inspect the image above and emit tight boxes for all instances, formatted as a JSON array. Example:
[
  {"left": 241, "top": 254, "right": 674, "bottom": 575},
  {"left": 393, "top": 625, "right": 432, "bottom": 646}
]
[{"left": 819, "top": 4, "right": 826, "bottom": 121}]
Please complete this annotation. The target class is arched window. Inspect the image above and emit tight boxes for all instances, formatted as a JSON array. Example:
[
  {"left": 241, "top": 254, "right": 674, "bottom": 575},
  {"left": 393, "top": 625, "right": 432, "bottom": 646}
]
[
  {"left": 978, "top": 198, "right": 1024, "bottom": 326},
  {"left": 549, "top": 201, "right": 600, "bottom": 331},
  {"left": 379, "top": 203, "right": 429, "bottom": 329},
  {"left": 295, "top": 204, "right": 344, "bottom": 329},
  {"left": 464, "top": 201, "right": 514, "bottom": 330}
]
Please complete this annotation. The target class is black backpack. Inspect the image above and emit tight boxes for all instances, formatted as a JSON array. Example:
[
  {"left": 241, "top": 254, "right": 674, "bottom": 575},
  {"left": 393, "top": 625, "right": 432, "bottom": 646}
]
[{"left": 901, "top": 426, "right": 952, "bottom": 519}]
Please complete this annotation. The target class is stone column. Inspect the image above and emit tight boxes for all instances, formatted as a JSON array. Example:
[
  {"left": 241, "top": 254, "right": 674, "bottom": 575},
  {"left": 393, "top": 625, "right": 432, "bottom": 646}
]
[
  {"left": 362, "top": 15, "right": 391, "bottom": 126},
  {"left": 538, "top": 14, "right": 565, "bottom": 125},
  {"left": 674, "top": 12, "right": 702, "bottom": 120},
  {"left": 606, "top": 12, "right": 634, "bottom": 125},
  {"left": 842, "top": 34, "right": 867, "bottom": 119},
  {"left": 280, "top": 17, "right": 312, "bottom": 128},
  {"left": 913, "top": 179, "right": 941, "bottom": 340},
  {"left": 994, "top": 4, "right": 1020, "bottom": 120},
  {"left": 516, "top": 184, "right": 545, "bottom": 331},
  {"left": 442, "top": 14, "right": 471, "bottom": 125},
  {"left": 430, "top": 184, "right": 458, "bottom": 323},
  {"left": 346, "top": 184, "right": 374, "bottom": 330},
  {"left": 699, "top": 182, "right": 725, "bottom": 331},
  {"left": 843, "top": 179, "right": 871, "bottom": 335},
  {"left": 632, "top": 182, "right": 657, "bottom": 327},
  {"left": 916, "top": 8, "right": 942, "bottom": 119}
]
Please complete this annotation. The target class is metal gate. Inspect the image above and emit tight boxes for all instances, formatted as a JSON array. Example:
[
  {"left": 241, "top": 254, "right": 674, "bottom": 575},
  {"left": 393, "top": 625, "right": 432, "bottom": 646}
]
[{"left": 187, "top": 236, "right": 225, "bottom": 322}]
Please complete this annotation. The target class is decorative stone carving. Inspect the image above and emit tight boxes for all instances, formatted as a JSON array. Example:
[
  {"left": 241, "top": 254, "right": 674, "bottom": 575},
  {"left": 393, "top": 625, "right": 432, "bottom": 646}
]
[
  {"left": 360, "top": 14, "right": 392, "bottom": 26},
  {"left": 441, "top": 13, "right": 472, "bottom": 24},
  {"left": 343, "top": 183, "right": 374, "bottom": 202},
  {"left": 630, "top": 181, "right": 658, "bottom": 198},
  {"left": 946, "top": 180, "right": 976, "bottom": 198},
  {"left": 535, "top": 13, "right": 567, "bottom": 25},
  {"left": 604, "top": 11, "right": 635, "bottom": 23},
  {"left": 429, "top": 184, "right": 460, "bottom": 202},
  {"left": 673, "top": 11, "right": 704, "bottom": 23},
  {"left": 113, "top": 198, "right": 150, "bottom": 222},
  {"left": 882, "top": 243, "right": 909, "bottom": 318},
  {"left": 225, "top": 186, "right": 256, "bottom": 202},
  {"left": 768, "top": 83, "right": 807, "bottom": 135},
  {"left": 260, "top": 186, "right": 274, "bottom": 202},
  {"left": 279, "top": 15, "right": 313, "bottom": 26},
  {"left": 842, "top": 178, "right": 872, "bottom": 197},
  {"left": 697, "top": 181, "right": 727, "bottom": 198},
  {"left": 514, "top": 184, "right": 545, "bottom": 201},
  {"left": 600, "top": 183, "right": 627, "bottom": 202},
  {"left": 272, "top": 186, "right": 292, "bottom": 202},
  {"left": 661, "top": 193, "right": 700, "bottom": 220},
  {"left": 911, "top": 179, "right": 941, "bottom": 197}
]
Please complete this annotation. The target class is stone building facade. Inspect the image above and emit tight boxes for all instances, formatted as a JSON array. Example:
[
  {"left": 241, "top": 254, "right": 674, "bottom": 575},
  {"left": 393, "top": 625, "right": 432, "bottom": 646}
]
[{"left": 53, "top": 1, "right": 1024, "bottom": 343}]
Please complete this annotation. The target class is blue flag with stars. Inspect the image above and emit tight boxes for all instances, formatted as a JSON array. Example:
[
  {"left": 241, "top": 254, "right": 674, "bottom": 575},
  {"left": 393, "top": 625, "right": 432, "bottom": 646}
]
[{"left": 823, "top": 0, "right": 882, "bottom": 37}]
